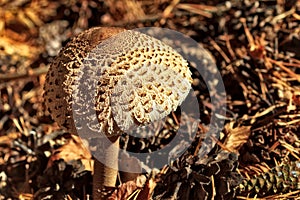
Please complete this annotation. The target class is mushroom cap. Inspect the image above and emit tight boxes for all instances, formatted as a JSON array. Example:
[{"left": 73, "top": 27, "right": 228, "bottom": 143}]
[
  {"left": 44, "top": 27, "right": 192, "bottom": 137},
  {"left": 44, "top": 27, "right": 125, "bottom": 135}
]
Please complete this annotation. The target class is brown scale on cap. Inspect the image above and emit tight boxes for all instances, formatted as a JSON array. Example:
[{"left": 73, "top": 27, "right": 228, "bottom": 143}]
[{"left": 44, "top": 27, "right": 192, "bottom": 137}]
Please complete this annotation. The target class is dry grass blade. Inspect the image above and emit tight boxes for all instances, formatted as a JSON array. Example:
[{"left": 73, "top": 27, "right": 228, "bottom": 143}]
[{"left": 176, "top": 3, "right": 217, "bottom": 18}]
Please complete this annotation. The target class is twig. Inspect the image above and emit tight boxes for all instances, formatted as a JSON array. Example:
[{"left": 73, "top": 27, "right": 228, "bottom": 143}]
[
  {"left": 209, "top": 38, "right": 231, "bottom": 63},
  {"left": 0, "top": 65, "right": 49, "bottom": 82},
  {"left": 176, "top": 3, "right": 217, "bottom": 18},
  {"left": 110, "top": 14, "right": 162, "bottom": 27},
  {"left": 219, "top": 34, "right": 236, "bottom": 59},
  {"left": 268, "top": 58, "right": 300, "bottom": 82}
]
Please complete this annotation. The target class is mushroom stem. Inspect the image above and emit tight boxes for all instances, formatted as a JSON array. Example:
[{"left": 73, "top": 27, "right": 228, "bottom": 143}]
[{"left": 93, "top": 135, "right": 119, "bottom": 199}]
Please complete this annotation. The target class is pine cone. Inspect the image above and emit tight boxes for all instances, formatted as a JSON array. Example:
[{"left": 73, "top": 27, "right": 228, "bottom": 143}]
[
  {"left": 153, "top": 151, "right": 243, "bottom": 200},
  {"left": 238, "top": 160, "right": 300, "bottom": 197}
]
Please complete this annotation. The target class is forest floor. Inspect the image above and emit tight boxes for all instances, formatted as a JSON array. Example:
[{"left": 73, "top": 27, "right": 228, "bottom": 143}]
[{"left": 0, "top": 0, "right": 300, "bottom": 199}]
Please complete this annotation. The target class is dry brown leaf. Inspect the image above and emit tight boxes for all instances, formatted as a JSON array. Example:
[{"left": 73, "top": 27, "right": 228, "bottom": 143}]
[
  {"left": 292, "top": 91, "right": 300, "bottom": 106},
  {"left": 108, "top": 174, "right": 151, "bottom": 200},
  {"left": 47, "top": 135, "right": 92, "bottom": 171},
  {"left": 0, "top": 35, "right": 41, "bottom": 58},
  {"left": 223, "top": 122, "right": 251, "bottom": 153},
  {"left": 135, "top": 180, "right": 151, "bottom": 200},
  {"left": 109, "top": 180, "right": 138, "bottom": 200}
]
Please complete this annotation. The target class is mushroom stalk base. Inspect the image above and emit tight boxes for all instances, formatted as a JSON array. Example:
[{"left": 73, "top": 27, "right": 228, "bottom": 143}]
[{"left": 93, "top": 136, "right": 119, "bottom": 200}]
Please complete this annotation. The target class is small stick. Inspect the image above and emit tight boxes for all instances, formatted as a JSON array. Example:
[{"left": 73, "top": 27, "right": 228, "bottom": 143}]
[{"left": 0, "top": 66, "right": 49, "bottom": 82}]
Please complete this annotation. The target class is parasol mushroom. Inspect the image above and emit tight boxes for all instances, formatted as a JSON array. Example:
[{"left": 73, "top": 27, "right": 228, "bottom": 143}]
[{"left": 43, "top": 27, "right": 192, "bottom": 199}]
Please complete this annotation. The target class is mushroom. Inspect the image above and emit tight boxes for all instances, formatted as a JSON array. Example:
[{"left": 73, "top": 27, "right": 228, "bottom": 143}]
[{"left": 43, "top": 27, "right": 192, "bottom": 199}]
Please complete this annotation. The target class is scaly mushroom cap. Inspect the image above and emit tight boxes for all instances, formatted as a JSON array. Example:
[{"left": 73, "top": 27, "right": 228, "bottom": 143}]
[{"left": 44, "top": 27, "right": 192, "bottom": 137}]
